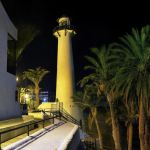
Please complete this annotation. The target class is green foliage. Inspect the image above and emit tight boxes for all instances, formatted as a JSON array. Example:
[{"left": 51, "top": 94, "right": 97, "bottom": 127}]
[
  {"left": 110, "top": 25, "right": 150, "bottom": 113},
  {"left": 22, "top": 67, "right": 49, "bottom": 108},
  {"left": 79, "top": 46, "right": 112, "bottom": 98},
  {"left": 8, "top": 23, "right": 40, "bottom": 66},
  {"left": 16, "top": 23, "right": 40, "bottom": 61},
  {"left": 22, "top": 67, "right": 49, "bottom": 86},
  {"left": 78, "top": 25, "right": 150, "bottom": 148}
]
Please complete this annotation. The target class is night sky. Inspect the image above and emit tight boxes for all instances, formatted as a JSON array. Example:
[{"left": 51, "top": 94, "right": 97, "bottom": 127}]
[{"left": 1, "top": 0, "right": 150, "bottom": 95}]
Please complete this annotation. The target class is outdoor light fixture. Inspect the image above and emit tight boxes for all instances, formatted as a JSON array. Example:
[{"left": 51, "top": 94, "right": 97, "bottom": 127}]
[
  {"left": 25, "top": 93, "right": 29, "bottom": 99},
  {"left": 16, "top": 77, "right": 19, "bottom": 81}
]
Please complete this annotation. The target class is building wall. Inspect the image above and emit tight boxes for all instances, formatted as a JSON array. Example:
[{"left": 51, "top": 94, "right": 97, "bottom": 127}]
[
  {"left": 0, "top": 2, "right": 17, "bottom": 40},
  {"left": 0, "top": 1, "right": 21, "bottom": 120},
  {"left": 0, "top": 71, "right": 21, "bottom": 120},
  {"left": 67, "top": 128, "right": 80, "bottom": 150}
]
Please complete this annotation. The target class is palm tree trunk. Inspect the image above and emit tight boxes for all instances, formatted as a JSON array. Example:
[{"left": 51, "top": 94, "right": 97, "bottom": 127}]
[
  {"left": 34, "top": 85, "right": 40, "bottom": 109},
  {"left": 127, "top": 122, "right": 133, "bottom": 150},
  {"left": 139, "top": 94, "right": 150, "bottom": 150},
  {"left": 94, "top": 115, "right": 104, "bottom": 149},
  {"left": 144, "top": 121, "right": 150, "bottom": 150},
  {"left": 139, "top": 99, "right": 146, "bottom": 150},
  {"left": 91, "top": 107, "right": 104, "bottom": 149},
  {"left": 127, "top": 100, "right": 134, "bottom": 150},
  {"left": 107, "top": 95, "right": 122, "bottom": 150}
]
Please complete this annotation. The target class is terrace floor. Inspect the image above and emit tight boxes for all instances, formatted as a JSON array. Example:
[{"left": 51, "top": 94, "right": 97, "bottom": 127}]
[{"left": 1, "top": 118, "right": 79, "bottom": 150}]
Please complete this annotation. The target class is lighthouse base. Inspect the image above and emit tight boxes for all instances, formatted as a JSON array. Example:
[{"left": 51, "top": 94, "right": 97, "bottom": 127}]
[{"left": 63, "top": 102, "right": 83, "bottom": 122}]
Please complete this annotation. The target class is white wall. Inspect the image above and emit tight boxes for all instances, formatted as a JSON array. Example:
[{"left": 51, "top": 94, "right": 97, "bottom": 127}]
[
  {"left": 0, "top": 1, "right": 21, "bottom": 120},
  {"left": 0, "top": 71, "right": 21, "bottom": 120},
  {"left": 0, "top": 2, "right": 17, "bottom": 40}
]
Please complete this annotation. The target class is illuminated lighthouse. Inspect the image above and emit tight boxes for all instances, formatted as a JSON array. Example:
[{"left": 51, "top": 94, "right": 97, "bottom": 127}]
[{"left": 53, "top": 16, "right": 80, "bottom": 120}]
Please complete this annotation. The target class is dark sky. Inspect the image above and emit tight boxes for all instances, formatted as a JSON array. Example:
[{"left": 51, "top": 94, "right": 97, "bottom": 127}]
[{"left": 1, "top": 0, "right": 150, "bottom": 94}]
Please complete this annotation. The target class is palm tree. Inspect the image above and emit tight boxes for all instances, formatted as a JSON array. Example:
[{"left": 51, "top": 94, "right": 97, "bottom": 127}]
[
  {"left": 22, "top": 67, "right": 49, "bottom": 109},
  {"left": 80, "top": 46, "right": 122, "bottom": 150},
  {"left": 125, "top": 100, "right": 138, "bottom": 150},
  {"left": 8, "top": 23, "right": 39, "bottom": 66},
  {"left": 110, "top": 25, "right": 150, "bottom": 150},
  {"left": 73, "top": 84, "right": 104, "bottom": 149},
  {"left": 108, "top": 67, "right": 137, "bottom": 150}
]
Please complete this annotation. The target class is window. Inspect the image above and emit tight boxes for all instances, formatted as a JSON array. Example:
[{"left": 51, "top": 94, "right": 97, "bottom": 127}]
[{"left": 60, "top": 21, "right": 67, "bottom": 26}]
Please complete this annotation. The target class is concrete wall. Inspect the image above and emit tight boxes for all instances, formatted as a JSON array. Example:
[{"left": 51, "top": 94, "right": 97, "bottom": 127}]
[
  {"left": 0, "top": 1, "right": 21, "bottom": 120},
  {"left": 58, "top": 124, "right": 80, "bottom": 150},
  {"left": 66, "top": 128, "right": 80, "bottom": 150}
]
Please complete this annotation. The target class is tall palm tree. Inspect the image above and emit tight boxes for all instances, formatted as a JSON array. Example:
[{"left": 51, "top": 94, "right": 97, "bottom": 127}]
[
  {"left": 73, "top": 84, "right": 104, "bottom": 149},
  {"left": 125, "top": 99, "right": 138, "bottom": 150},
  {"left": 8, "top": 23, "right": 39, "bottom": 66},
  {"left": 80, "top": 46, "right": 122, "bottom": 150},
  {"left": 110, "top": 25, "right": 150, "bottom": 150},
  {"left": 23, "top": 67, "right": 49, "bottom": 109},
  {"left": 108, "top": 64, "right": 138, "bottom": 150},
  {"left": 16, "top": 23, "right": 40, "bottom": 63}
]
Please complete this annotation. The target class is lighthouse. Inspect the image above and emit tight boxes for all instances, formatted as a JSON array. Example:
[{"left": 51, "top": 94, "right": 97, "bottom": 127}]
[{"left": 53, "top": 16, "right": 81, "bottom": 120}]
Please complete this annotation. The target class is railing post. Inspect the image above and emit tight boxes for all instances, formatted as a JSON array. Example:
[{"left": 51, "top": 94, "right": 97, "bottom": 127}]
[
  {"left": 53, "top": 114, "right": 54, "bottom": 124},
  {"left": 59, "top": 111, "right": 61, "bottom": 120},
  {"left": 27, "top": 125, "right": 29, "bottom": 136},
  {"left": 43, "top": 119, "right": 45, "bottom": 128},
  {"left": 0, "top": 133, "right": 1, "bottom": 150},
  {"left": 80, "top": 120, "right": 82, "bottom": 128}
]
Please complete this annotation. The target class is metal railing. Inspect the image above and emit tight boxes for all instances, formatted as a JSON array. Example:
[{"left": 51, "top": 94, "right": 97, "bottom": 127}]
[
  {"left": 82, "top": 138, "right": 97, "bottom": 150},
  {"left": 59, "top": 108, "right": 81, "bottom": 126},
  {"left": 42, "top": 108, "right": 81, "bottom": 127},
  {"left": 0, "top": 114, "right": 58, "bottom": 150},
  {"left": 53, "top": 25, "right": 75, "bottom": 33},
  {"left": 40, "top": 102, "right": 81, "bottom": 127},
  {"left": 0, "top": 103, "right": 82, "bottom": 149}
]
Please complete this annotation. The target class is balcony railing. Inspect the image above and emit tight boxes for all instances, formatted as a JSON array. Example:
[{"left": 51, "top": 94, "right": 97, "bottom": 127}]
[
  {"left": 53, "top": 25, "right": 75, "bottom": 33},
  {"left": 0, "top": 115, "right": 56, "bottom": 150},
  {"left": 0, "top": 102, "right": 81, "bottom": 150}
]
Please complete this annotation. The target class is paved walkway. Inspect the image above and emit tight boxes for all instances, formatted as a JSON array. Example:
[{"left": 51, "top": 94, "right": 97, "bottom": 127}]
[{"left": 3, "top": 121, "right": 78, "bottom": 150}]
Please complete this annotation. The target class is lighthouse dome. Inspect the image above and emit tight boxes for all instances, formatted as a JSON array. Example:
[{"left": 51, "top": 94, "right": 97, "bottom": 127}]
[{"left": 57, "top": 16, "right": 71, "bottom": 26}]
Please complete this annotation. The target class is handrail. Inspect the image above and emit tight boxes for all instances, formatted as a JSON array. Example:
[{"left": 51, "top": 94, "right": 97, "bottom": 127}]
[
  {"left": 61, "top": 112, "right": 78, "bottom": 124},
  {"left": 38, "top": 102, "right": 81, "bottom": 126},
  {"left": 41, "top": 107, "right": 80, "bottom": 126},
  {"left": 0, "top": 114, "right": 58, "bottom": 150},
  {"left": 59, "top": 108, "right": 80, "bottom": 126},
  {"left": 53, "top": 25, "right": 75, "bottom": 33}
]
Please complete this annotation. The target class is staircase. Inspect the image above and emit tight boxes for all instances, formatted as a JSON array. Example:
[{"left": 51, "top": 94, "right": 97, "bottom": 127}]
[
  {"left": 38, "top": 103, "right": 101, "bottom": 149},
  {"left": 59, "top": 107, "right": 81, "bottom": 126},
  {"left": 43, "top": 108, "right": 81, "bottom": 127},
  {"left": 38, "top": 102, "right": 81, "bottom": 127}
]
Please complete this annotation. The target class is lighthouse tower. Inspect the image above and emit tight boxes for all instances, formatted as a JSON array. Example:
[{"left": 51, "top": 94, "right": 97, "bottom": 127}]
[{"left": 53, "top": 16, "right": 80, "bottom": 120}]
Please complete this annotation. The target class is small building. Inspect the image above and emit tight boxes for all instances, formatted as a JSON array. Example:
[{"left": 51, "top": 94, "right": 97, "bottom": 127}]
[
  {"left": 39, "top": 91, "right": 49, "bottom": 102},
  {"left": 0, "top": 1, "right": 21, "bottom": 120}
]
